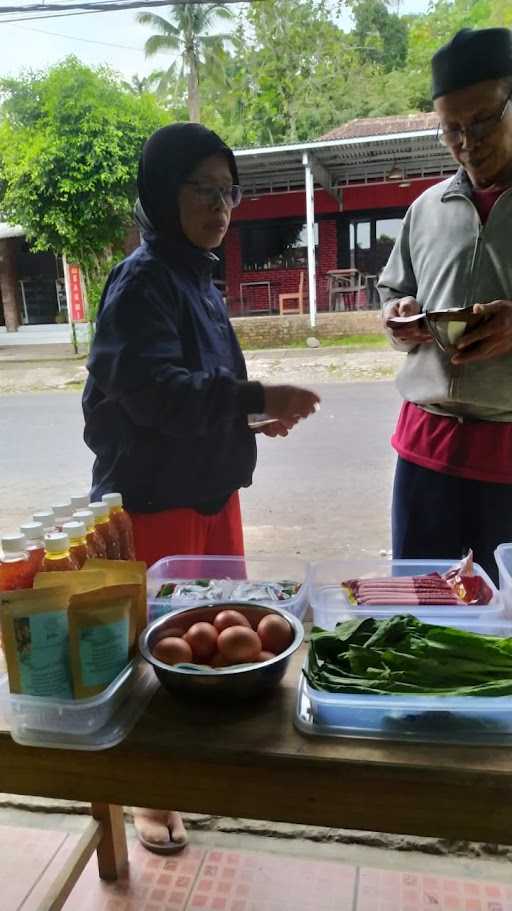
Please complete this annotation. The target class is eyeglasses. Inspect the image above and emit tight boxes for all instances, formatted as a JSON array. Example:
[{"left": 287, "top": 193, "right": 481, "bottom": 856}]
[
  {"left": 437, "top": 92, "right": 512, "bottom": 148},
  {"left": 184, "top": 182, "right": 242, "bottom": 208}
]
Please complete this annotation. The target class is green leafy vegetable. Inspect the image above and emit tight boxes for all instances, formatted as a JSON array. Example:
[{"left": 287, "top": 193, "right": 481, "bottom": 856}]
[{"left": 305, "top": 616, "right": 512, "bottom": 697}]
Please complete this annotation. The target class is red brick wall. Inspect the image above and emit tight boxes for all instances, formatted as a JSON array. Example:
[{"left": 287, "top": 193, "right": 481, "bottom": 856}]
[
  {"left": 224, "top": 178, "right": 444, "bottom": 315},
  {"left": 225, "top": 217, "right": 338, "bottom": 315}
]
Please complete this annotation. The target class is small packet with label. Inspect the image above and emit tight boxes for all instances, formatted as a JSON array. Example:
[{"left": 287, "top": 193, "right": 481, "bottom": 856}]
[
  {"left": 68, "top": 584, "right": 138, "bottom": 699},
  {"left": 34, "top": 569, "right": 107, "bottom": 595},
  {"left": 0, "top": 587, "right": 73, "bottom": 698},
  {"left": 81, "top": 559, "right": 147, "bottom": 636}
]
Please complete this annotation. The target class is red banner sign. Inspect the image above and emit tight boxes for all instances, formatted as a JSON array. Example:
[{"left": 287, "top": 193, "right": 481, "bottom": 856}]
[{"left": 66, "top": 263, "right": 85, "bottom": 322}]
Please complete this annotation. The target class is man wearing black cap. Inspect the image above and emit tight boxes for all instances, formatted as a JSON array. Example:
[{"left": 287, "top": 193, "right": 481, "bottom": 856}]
[{"left": 379, "top": 28, "right": 512, "bottom": 583}]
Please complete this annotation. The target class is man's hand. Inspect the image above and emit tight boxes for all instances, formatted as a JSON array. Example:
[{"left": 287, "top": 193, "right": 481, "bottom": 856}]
[
  {"left": 263, "top": 384, "right": 320, "bottom": 422},
  {"left": 451, "top": 301, "right": 512, "bottom": 365},
  {"left": 259, "top": 420, "right": 294, "bottom": 438},
  {"left": 383, "top": 296, "right": 433, "bottom": 346}
]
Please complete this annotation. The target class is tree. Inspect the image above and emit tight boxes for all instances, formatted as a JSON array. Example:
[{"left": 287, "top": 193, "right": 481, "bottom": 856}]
[
  {"left": 199, "top": 0, "right": 416, "bottom": 147},
  {"left": 121, "top": 73, "right": 161, "bottom": 95},
  {"left": 351, "top": 0, "right": 408, "bottom": 72},
  {"left": 136, "top": 3, "right": 233, "bottom": 122},
  {"left": 0, "top": 58, "right": 167, "bottom": 293}
]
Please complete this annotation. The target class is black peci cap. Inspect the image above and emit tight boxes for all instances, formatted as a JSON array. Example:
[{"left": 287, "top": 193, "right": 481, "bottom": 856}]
[{"left": 432, "top": 27, "right": 512, "bottom": 100}]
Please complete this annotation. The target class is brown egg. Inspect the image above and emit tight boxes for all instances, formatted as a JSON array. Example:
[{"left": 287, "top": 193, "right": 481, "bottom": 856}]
[
  {"left": 257, "top": 614, "right": 292, "bottom": 654},
  {"left": 257, "top": 650, "right": 277, "bottom": 663},
  {"left": 184, "top": 622, "right": 218, "bottom": 661},
  {"left": 210, "top": 651, "right": 228, "bottom": 668},
  {"left": 213, "top": 609, "right": 251, "bottom": 632},
  {"left": 217, "top": 625, "right": 261, "bottom": 664},
  {"left": 152, "top": 636, "right": 192, "bottom": 666}
]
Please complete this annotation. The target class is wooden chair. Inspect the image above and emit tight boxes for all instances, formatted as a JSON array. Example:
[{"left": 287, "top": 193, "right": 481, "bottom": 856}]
[{"left": 278, "top": 271, "right": 305, "bottom": 316}]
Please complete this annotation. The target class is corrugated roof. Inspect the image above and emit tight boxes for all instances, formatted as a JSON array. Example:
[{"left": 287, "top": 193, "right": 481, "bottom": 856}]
[
  {"left": 320, "top": 112, "right": 439, "bottom": 141},
  {"left": 234, "top": 123, "right": 454, "bottom": 194}
]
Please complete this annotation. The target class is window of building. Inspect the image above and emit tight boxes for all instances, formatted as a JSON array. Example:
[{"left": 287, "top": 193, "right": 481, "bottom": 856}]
[
  {"left": 240, "top": 219, "right": 318, "bottom": 272},
  {"left": 340, "top": 209, "right": 406, "bottom": 278}
]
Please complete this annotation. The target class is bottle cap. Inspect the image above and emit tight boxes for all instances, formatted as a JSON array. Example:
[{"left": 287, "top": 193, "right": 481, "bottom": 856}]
[
  {"left": 33, "top": 511, "right": 55, "bottom": 529},
  {"left": 44, "top": 532, "right": 70, "bottom": 553},
  {"left": 52, "top": 503, "right": 72, "bottom": 519},
  {"left": 73, "top": 509, "right": 94, "bottom": 532},
  {"left": 62, "top": 521, "right": 86, "bottom": 541},
  {"left": 90, "top": 501, "right": 109, "bottom": 519},
  {"left": 20, "top": 522, "right": 44, "bottom": 542},
  {"left": 2, "top": 533, "right": 27, "bottom": 554},
  {"left": 102, "top": 492, "right": 123, "bottom": 509},
  {"left": 70, "top": 495, "right": 90, "bottom": 510}
]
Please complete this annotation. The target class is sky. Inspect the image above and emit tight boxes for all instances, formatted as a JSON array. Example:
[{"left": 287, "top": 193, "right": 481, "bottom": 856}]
[{"left": 0, "top": 0, "right": 431, "bottom": 82}]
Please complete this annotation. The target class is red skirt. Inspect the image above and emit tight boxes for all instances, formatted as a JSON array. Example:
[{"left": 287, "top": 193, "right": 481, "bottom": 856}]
[{"left": 128, "top": 492, "right": 244, "bottom": 569}]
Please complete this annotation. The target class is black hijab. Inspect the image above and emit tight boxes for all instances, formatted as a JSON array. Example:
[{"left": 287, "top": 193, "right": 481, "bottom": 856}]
[{"left": 135, "top": 122, "right": 239, "bottom": 240}]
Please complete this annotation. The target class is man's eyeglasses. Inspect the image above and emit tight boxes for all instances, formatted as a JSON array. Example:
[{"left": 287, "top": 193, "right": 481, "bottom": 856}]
[
  {"left": 437, "top": 92, "right": 512, "bottom": 148},
  {"left": 184, "top": 182, "right": 242, "bottom": 208}
]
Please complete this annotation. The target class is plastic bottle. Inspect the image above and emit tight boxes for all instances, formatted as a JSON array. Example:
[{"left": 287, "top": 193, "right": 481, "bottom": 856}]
[
  {"left": 52, "top": 502, "right": 73, "bottom": 531},
  {"left": 61, "top": 521, "right": 88, "bottom": 569},
  {"left": 89, "top": 501, "right": 121, "bottom": 560},
  {"left": 70, "top": 494, "right": 90, "bottom": 511},
  {"left": 41, "top": 533, "right": 79, "bottom": 572},
  {"left": 0, "top": 534, "right": 32, "bottom": 590},
  {"left": 19, "top": 521, "right": 45, "bottom": 579},
  {"left": 73, "top": 509, "right": 106, "bottom": 559},
  {"left": 33, "top": 510, "right": 56, "bottom": 533},
  {"left": 102, "top": 492, "right": 136, "bottom": 560}
]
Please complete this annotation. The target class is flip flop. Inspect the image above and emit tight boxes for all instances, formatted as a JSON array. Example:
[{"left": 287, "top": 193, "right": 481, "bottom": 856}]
[{"left": 136, "top": 829, "right": 189, "bottom": 855}]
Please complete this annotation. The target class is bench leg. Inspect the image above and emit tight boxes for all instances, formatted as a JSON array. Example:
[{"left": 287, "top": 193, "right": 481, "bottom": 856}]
[{"left": 91, "top": 803, "right": 128, "bottom": 881}]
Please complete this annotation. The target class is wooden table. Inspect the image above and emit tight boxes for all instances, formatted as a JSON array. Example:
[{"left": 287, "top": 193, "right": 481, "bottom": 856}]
[{"left": 2, "top": 648, "right": 512, "bottom": 907}]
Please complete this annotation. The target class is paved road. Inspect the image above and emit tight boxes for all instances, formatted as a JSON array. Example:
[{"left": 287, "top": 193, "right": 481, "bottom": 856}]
[{"left": 0, "top": 383, "right": 401, "bottom": 560}]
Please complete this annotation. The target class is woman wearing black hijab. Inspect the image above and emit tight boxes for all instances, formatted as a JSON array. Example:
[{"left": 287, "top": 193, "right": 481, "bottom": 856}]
[{"left": 83, "top": 123, "right": 319, "bottom": 852}]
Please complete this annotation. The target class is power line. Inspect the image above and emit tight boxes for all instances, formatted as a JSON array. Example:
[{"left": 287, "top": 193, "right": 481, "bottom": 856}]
[
  {"left": 0, "top": 0, "right": 248, "bottom": 17},
  {"left": 0, "top": 9, "right": 126, "bottom": 23},
  {"left": 8, "top": 20, "right": 146, "bottom": 48}
]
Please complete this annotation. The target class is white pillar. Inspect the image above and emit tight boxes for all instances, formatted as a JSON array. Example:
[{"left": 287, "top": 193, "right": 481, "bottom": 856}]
[{"left": 302, "top": 152, "right": 317, "bottom": 329}]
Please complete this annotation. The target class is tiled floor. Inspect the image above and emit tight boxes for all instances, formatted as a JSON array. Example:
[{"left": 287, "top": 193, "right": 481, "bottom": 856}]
[
  {"left": 358, "top": 867, "right": 512, "bottom": 911},
  {"left": 1, "top": 824, "right": 512, "bottom": 911}
]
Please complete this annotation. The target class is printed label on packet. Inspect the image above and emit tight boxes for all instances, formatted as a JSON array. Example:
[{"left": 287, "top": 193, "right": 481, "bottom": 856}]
[
  {"left": 78, "top": 617, "right": 129, "bottom": 688},
  {"left": 15, "top": 610, "right": 73, "bottom": 698}
]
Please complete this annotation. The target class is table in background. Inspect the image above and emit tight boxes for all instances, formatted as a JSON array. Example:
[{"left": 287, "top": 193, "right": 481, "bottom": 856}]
[
  {"left": 327, "top": 270, "right": 365, "bottom": 311},
  {"left": 240, "top": 280, "right": 273, "bottom": 315}
]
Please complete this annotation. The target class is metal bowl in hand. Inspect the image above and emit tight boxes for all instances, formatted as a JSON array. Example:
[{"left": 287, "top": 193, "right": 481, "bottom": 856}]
[
  {"left": 426, "top": 305, "right": 485, "bottom": 354},
  {"left": 138, "top": 602, "right": 304, "bottom": 700}
]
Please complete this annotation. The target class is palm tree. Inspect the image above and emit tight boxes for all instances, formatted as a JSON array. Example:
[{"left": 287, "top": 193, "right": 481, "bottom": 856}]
[
  {"left": 136, "top": 4, "right": 233, "bottom": 122},
  {"left": 121, "top": 73, "right": 160, "bottom": 96}
]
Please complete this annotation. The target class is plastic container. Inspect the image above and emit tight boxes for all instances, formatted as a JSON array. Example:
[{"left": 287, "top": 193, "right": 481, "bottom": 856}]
[
  {"left": 102, "top": 492, "right": 136, "bottom": 560},
  {"left": 0, "top": 533, "right": 32, "bottom": 590},
  {"left": 296, "top": 613, "right": 512, "bottom": 745},
  {"left": 0, "top": 656, "right": 158, "bottom": 750},
  {"left": 61, "top": 521, "right": 88, "bottom": 569},
  {"left": 89, "top": 501, "right": 121, "bottom": 560},
  {"left": 308, "top": 558, "right": 501, "bottom": 629},
  {"left": 52, "top": 502, "right": 73, "bottom": 529},
  {"left": 70, "top": 494, "right": 90, "bottom": 511},
  {"left": 19, "top": 522, "right": 45, "bottom": 578},
  {"left": 147, "top": 554, "right": 309, "bottom": 622},
  {"left": 33, "top": 511, "right": 56, "bottom": 533},
  {"left": 495, "top": 544, "right": 512, "bottom": 612},
  {"left": 41, "top": 532, "right": 78, "bottom": 572},
  {"left": 73, "top": 509, "right": 106, "bottom": 559}
]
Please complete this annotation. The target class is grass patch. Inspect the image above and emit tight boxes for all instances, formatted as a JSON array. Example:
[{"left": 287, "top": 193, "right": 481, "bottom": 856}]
[{"left": 242, "top": 333, "right": 388, "bottom": 350}]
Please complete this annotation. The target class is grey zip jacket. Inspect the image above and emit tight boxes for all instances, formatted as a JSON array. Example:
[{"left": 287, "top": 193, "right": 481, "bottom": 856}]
[{"left": 378, "top": 168, "right": 512, "bottom": 421}]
